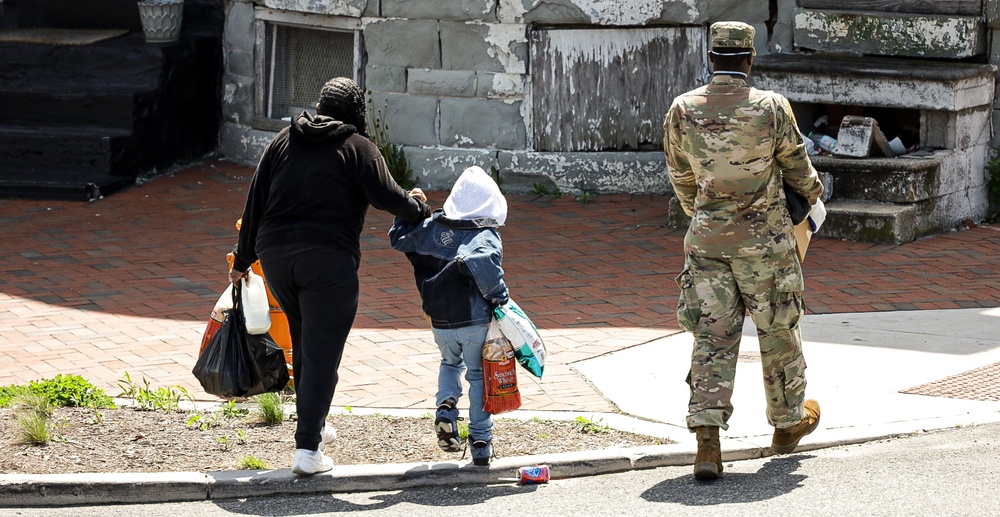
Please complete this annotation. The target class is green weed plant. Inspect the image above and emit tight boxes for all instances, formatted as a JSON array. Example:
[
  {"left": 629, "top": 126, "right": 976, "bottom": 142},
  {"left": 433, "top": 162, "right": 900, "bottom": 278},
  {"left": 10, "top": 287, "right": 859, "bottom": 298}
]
[
  {"left": 365, "top": 92, "right": 416, "bottom": 189},
  {"left": 222, "top": 399, "right": 249, "bottom": 418},
  {"left": 239, "top": 456, "right": 270, "bottom": 470},
  {"left": 12, "top": 394, "right": 54, "bottom": 445},
  {"left": 253, "top": 392, "right": 285, "bottom": 425},
  {"left": 1, "top": 374, "right": 113, "bottom": 409},
  {"left": 117, "top": 372, "right": 189, "bottom": 412},
  {"left": 575, "top": 415, "right": 611, "bottom": 434},
  {"left": 186, "top": 411, "right": 221, "bottom": 431}
]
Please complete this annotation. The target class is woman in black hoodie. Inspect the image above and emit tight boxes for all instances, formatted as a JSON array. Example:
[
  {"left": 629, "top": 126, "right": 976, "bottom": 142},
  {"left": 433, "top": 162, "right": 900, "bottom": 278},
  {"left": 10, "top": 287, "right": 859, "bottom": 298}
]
[{"left": 229, "top": 77, "right": 430, "bottom": 475}]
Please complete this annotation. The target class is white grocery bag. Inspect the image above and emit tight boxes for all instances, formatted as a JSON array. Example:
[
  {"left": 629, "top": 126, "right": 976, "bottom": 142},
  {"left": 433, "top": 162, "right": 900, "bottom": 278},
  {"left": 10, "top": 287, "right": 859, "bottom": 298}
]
[
  {"left": 494, "top": 299, "right": 546, "bottom": 379},
  {"left": 241, "top": 270, "right": 271, "bottom": 335},
  {"left": 211, "top": 284, "right": 234, "bottom": 322}
]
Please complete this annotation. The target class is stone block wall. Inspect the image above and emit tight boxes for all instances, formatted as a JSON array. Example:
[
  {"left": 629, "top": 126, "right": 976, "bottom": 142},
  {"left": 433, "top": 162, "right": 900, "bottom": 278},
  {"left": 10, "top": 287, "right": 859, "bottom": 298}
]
[
  {"left": 985, "top": 0, "right": 1000, "bottom": 151},
  {"left": 218, "top": 0, "right": 783, "bottom": 193},
  {"left": 218, "top": 0, "right": 1000, "bottom": 202}
]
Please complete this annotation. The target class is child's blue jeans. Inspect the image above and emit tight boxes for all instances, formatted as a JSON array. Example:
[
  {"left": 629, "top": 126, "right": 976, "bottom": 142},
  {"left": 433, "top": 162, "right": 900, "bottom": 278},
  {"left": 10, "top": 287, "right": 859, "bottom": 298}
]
[{"left": 432, "top": 323, "right": 493, "bottom": 441}]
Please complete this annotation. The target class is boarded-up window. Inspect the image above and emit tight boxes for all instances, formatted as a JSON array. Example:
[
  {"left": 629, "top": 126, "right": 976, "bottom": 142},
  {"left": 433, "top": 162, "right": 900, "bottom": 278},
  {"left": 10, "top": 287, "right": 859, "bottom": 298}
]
[{"left": 530, "top": 27, "right": 706, "bottom": 152}]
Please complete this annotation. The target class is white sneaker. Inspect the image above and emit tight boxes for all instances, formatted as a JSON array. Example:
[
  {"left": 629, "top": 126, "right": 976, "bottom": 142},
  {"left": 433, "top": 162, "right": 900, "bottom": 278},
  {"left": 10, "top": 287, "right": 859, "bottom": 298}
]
[
  {"left": 318, "top": 425, "right": 337, "bottom": 452},
  {"left": 291, "top": 449, "right": 334, "bottom": 475}
]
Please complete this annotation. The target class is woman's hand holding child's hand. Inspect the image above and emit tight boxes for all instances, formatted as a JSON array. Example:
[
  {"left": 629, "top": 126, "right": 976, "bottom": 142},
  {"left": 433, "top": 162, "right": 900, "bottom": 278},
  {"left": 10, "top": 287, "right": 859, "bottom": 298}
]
[{"left": 409, "top": 188, "right": 427, "bottom": 203}]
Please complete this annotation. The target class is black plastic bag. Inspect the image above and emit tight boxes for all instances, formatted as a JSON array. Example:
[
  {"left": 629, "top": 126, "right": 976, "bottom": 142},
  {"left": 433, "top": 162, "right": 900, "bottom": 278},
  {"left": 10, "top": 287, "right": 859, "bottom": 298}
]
[
  {"left": 784, "top": 182, "right": 810, "bottom": 226},
  {"left": 192, "top": 284, "right": 289, "bottom": 398}
]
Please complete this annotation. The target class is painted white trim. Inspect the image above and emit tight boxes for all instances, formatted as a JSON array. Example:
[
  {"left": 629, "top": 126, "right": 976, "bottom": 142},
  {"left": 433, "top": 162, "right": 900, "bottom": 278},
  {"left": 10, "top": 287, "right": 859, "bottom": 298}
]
[{"left": 255, "top": 8, "right": 362, "bottom": 31}]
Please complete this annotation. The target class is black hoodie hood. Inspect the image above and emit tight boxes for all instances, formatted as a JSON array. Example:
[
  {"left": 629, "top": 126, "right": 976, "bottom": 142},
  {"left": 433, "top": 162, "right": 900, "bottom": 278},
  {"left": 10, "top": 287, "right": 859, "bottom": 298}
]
[{"left": 291, "top": 111, "right": 358, "bottom": 143}]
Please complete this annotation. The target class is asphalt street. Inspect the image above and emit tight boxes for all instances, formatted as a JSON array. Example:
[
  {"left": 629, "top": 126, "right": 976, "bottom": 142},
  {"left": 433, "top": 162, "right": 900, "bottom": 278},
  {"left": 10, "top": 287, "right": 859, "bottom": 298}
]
[{"left": 7, "top": 421, "right": 997, "bottom": 517}]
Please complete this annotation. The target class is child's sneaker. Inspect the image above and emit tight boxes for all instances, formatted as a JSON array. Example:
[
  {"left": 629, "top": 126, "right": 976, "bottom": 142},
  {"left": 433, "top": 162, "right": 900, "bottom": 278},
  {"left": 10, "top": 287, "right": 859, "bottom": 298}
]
[
  {"left": 318, "top": 425, "right": 337, "bottom": 452},
  {"left": 291, "top": 449, "right": 334, "bottom": 475},
  {"left": 434, "top": 398, "right": 462, "bottom": 452},
  {"left": 470, "top": 437, "right": 492, "bottom": 466}
]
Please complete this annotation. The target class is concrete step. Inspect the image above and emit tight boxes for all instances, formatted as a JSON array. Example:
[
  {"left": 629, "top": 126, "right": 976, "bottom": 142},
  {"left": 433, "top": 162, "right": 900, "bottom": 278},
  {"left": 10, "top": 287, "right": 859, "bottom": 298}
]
[
  {"left": 819, "top": 199, "right": 918, "bottom": 245},
  {"left": 792, "top": 7, "right": 984, "bottom": 59},
  {"left": 0, "top": 90, "right": 151, "bottom": 129},
  {"left": 0, "top": 33, "right": 161, "bottom": 87},
  {"left": 752, "top": 53, "right": 996, "bottom": 112},
  {"left": 15, "top": 0, "right": 143, "bottom": 31},
  {"left": 0, "top": 35, "right": 221, "bottom": 200},
  {"left": 0, "top": 169, "right": 134, "bottom": 201},
  {"left": 667, "top": 196, "right": 919, "bottom": 245},
  {"left": 0, "top": 123, "right": 137, "bottom": 176},
  {"left": 811, "top": 155, "right": 941, "bottom": 203},
  {"left": 0, "top": 32, "right": 160, "bottom": 128}
]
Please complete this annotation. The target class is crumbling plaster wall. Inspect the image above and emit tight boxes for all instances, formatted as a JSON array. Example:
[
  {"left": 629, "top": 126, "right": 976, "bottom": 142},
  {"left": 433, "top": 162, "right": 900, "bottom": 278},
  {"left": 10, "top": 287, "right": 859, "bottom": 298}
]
[
  {"left": 985, "top": 0, "right": 1000, "bottom": 150},
  {"left": 219, "top": 1, "right": 1000, "bottom": 195},
  {"left": 219, "top": 0, "right": 787, "bottom": 193}
]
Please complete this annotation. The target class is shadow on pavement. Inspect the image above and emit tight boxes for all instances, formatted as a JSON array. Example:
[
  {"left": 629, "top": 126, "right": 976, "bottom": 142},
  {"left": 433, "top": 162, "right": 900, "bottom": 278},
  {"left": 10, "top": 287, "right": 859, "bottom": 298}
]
[
  {"left": 640, "top": 454, "right": 813, "bottom": 505},
  {"left": 211, "top": 483, "right": 534, "bottom": 515}
]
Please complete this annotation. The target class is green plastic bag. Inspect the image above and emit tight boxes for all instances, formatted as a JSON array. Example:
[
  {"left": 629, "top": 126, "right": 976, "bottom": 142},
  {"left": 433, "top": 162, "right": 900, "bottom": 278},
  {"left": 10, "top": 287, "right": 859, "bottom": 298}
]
[{"left": 494, "top": 299, "right": 546, "bottom": 379}]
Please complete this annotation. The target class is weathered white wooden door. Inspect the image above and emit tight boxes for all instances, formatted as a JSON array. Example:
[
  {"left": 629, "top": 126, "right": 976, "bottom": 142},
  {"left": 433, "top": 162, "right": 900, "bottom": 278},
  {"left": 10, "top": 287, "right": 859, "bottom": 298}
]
[{"left": 530, "top": 26, "right": 706, "bottom": 152}]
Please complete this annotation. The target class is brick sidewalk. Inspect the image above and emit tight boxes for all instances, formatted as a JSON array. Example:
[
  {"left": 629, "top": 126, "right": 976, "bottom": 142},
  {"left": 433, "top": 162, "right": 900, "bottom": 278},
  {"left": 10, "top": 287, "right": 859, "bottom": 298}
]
[{"left": 2, "top": 160, "right": 999, "bottom": 410}]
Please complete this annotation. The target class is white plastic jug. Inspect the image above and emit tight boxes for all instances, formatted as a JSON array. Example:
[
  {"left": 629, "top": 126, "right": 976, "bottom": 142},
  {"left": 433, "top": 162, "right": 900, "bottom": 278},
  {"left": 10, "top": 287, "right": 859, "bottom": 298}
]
[{"left": 241, "top": 271, "right": 272, "bottom": 334}]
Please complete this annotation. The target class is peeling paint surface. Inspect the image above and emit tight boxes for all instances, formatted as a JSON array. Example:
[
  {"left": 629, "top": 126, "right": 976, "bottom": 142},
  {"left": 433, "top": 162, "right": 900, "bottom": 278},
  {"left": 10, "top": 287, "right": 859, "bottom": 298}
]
[
  {"left": 499, "top": 0, "right": 698, "bottom": 25},
  {"left": 500, "top": 151, "right": 670, "bottom": 193},
  {"left": 531, "top": 26, "right": 705, "bottom": 151},
  {"left": 497, "top": 0, "right": 707, "bottom": 25},
  {"left": 794, "top": 10, "right": 983, "bottom": 58},
  {"left": 496, "top": 0, "right": 529, "bottom": 22},
  {"left": 212, "top": 0, "right": 996, "bottom": 214},
  {"left": 548, "top": 28, "right": 673, "bottom": 75},
  {"left": 262, "top": 0, "right": 365, "bottom": 17},
  {"left": 569, "top": 0, "right": 674, "bottom": 25},
  {"left": 488, "top": 73, "right": 524, "bottom": 97},
  {"left": 481, "top": 23, "right": 528, "bottom": 74},
  {"left": 754, "top": 72, "right": 994, "bottom": 112},
  {"left": 223, "top": 83, "right": 237, "bottom": 105}
]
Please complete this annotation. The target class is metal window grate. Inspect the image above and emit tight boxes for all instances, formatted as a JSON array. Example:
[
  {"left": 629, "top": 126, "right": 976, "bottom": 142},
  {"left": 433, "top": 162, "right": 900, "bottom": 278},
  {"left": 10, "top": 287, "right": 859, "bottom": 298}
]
[{"left": 263, "top": 23, "right": 357, "bottom": 120}]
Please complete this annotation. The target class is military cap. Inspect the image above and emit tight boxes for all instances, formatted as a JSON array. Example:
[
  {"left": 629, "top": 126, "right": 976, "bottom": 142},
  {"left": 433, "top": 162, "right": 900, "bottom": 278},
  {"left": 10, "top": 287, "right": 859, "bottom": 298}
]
[{"left": 710, "top": 21, "right": 756, "bottom": 55}]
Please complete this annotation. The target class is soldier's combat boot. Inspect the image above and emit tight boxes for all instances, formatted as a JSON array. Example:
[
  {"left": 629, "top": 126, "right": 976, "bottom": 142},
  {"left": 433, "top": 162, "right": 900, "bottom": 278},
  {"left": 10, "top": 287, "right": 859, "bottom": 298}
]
[
  {"left": 693, "top": 426, "right": 723, "bottom": 480},
  {"left": 772, "top": 399, "right": 821, "bottom": 454}
]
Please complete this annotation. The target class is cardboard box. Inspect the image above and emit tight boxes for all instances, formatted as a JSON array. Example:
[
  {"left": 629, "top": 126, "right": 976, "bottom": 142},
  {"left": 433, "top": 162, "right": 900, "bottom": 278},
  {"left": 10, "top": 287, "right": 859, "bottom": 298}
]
[{"left": 794, "top": 220, "right": 813, "bottom": 262}]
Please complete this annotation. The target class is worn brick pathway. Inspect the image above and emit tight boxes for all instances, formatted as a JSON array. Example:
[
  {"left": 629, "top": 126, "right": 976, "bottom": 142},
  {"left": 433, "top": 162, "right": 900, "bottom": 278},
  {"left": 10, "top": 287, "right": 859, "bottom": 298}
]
[{"left": 2, "top": 160, "right": 999, "bottom": 411}]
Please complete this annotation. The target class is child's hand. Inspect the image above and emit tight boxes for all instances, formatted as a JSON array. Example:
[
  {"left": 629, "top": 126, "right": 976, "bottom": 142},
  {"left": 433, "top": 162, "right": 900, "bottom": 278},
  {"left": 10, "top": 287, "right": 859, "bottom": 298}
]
[{"left": 409, "top": 188, "right": 427, "bottom": 203}]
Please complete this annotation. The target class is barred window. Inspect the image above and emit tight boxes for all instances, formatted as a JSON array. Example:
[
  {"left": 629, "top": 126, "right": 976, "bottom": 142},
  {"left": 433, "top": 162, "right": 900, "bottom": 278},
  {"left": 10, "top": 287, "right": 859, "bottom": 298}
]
[{"left": 256, "top": 12, "right": 362, "bottom": 120}]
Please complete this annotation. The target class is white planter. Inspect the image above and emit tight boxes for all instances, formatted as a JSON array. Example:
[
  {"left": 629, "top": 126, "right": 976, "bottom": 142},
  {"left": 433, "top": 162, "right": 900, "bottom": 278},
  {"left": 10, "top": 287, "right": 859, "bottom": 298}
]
[{"left": 137, "top": 0, "right": 184, "bottom": 43}]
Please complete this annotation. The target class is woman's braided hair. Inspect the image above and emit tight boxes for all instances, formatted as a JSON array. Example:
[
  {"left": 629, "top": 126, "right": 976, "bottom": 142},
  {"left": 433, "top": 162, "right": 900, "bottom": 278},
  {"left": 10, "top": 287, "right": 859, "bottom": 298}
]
[{"left": 317, "top": 77, "right": 367, "bottom": 135}]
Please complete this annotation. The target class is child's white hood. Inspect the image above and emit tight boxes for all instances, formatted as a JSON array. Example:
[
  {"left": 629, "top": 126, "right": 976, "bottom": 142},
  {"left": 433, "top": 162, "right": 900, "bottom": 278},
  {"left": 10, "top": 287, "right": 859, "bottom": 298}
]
[{"left": 443, "top": 166, "right": 507, "bottom": 225}]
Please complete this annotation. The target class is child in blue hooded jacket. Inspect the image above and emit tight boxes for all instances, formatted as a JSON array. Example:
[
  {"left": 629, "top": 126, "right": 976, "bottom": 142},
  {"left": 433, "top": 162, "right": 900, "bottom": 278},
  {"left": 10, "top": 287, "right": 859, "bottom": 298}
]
[{"left": 388, "top": 166, "right": 509, "bottom": 466}]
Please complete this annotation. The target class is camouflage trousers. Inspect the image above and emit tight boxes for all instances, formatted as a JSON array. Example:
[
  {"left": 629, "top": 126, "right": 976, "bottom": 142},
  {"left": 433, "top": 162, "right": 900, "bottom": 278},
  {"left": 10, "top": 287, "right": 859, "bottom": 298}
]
[{"left": 675, "top": 250, "right": 808, "bottom": 430}]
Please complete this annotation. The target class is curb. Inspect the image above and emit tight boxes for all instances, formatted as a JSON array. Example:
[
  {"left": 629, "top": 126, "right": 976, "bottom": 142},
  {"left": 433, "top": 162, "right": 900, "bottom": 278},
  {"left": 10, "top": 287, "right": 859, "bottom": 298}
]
[
  {"left": 4, "top": 412, "right": 999, "bottom": 508},
  {"left": 0, "top": 437, "right": 896, "bottom": 508},
  {"left": 0, "top": 444, "right": 688, "bottom": 508}
]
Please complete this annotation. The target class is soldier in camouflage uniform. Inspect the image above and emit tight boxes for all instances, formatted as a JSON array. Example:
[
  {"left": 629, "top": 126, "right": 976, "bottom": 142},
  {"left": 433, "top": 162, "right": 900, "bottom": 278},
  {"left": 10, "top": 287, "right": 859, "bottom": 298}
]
[{"left": 663, "top": 21, "right": 825, "bottom": 481}]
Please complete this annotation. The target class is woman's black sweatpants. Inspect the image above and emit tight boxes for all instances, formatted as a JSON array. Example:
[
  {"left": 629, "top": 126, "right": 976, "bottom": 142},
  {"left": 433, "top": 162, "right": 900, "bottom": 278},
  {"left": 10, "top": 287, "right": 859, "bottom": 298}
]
[{"left": 259, "top": 245, "right": 360, "bottom": 451}]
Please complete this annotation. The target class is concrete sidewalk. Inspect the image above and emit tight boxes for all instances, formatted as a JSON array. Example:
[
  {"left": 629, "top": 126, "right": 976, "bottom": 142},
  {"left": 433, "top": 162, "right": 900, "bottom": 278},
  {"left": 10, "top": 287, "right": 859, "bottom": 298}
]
[
  {"left": 2, "top": 160, "right": 1000, "bottom": 506},
  {"left": 4, "top": 306, "right": 999, "bottom": 507},
  {"left": 578, "top": 308, "right": 1000, "bottom": 448}
]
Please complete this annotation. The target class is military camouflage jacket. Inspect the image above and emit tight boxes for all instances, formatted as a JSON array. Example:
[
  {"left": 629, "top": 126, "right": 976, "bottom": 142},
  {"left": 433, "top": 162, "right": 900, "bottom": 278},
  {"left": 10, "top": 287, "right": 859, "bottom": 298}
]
[{"left": 663, "top": 75, "right": 824, "bottom": 258}]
